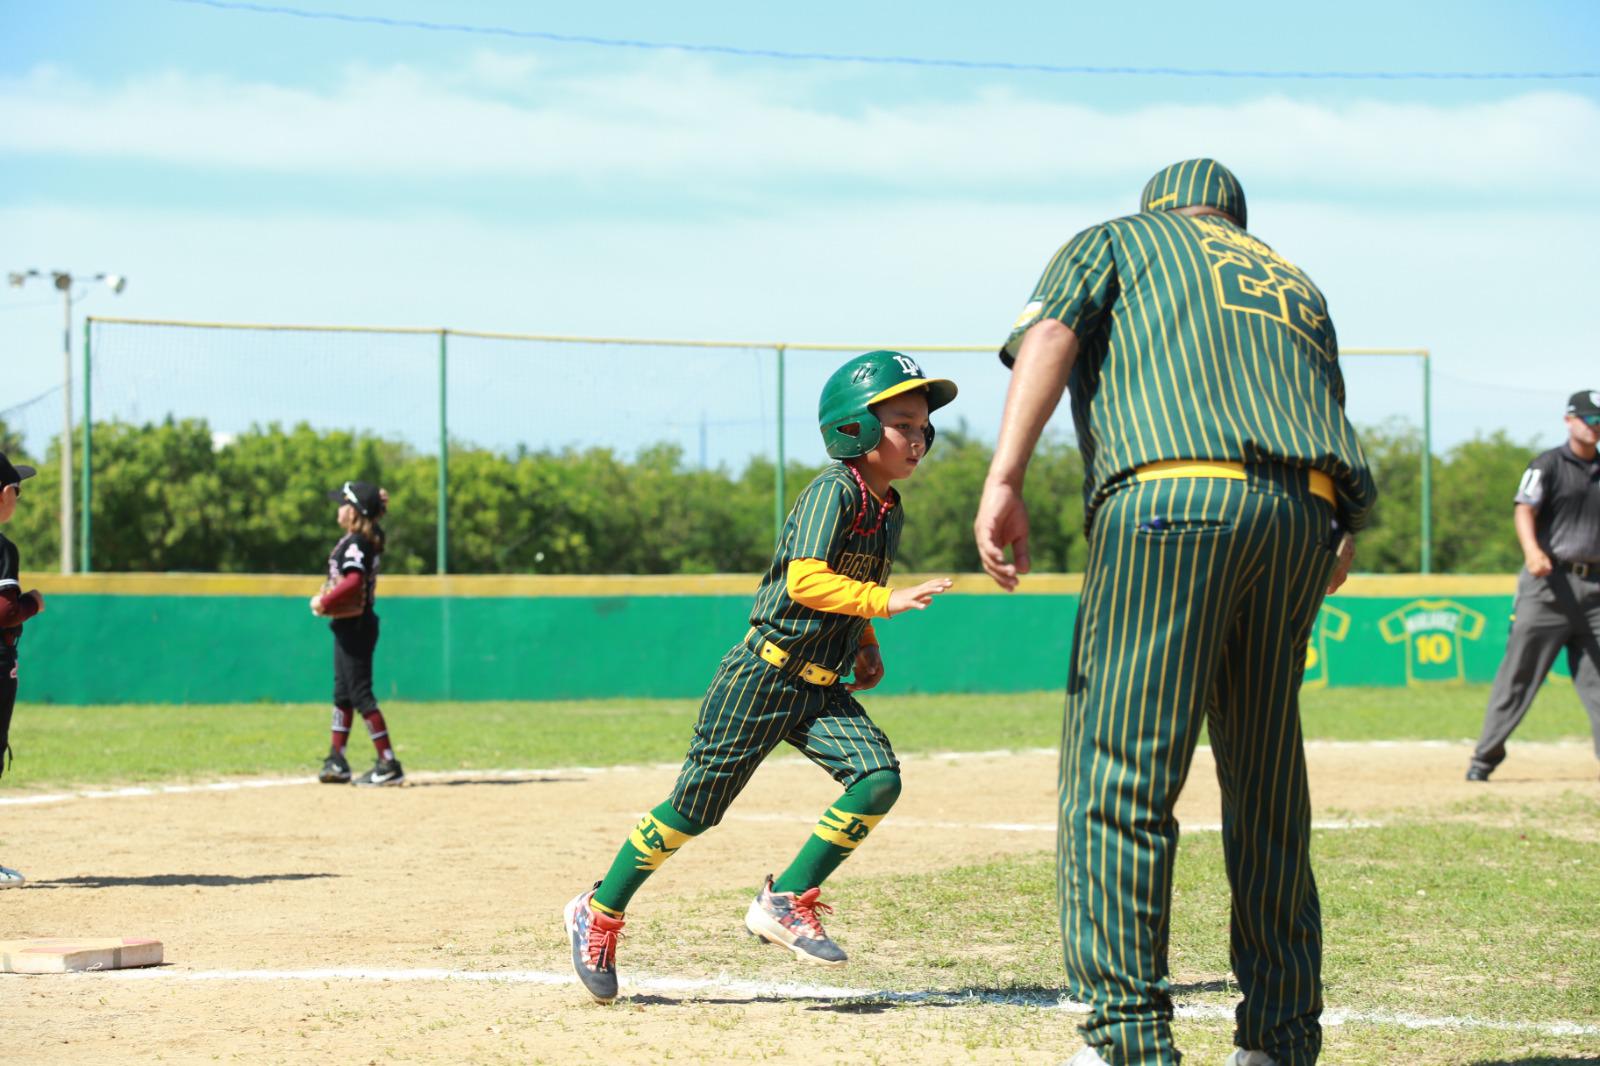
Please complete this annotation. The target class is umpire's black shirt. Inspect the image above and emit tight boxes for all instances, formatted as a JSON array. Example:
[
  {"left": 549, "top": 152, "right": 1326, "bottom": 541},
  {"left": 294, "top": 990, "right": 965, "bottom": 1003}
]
[{"left": 1516, "top": 444, "right": 1600, "bottom": 564}]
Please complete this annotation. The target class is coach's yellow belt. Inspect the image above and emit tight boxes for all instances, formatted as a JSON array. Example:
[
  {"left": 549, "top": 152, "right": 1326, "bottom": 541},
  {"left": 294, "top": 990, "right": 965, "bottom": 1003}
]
[
  {"left": 1133, "top": 460, "right": 1336, "bottom": 507},
  {"left": 755, "top": 639, "right": 839, "bottom": 686}
]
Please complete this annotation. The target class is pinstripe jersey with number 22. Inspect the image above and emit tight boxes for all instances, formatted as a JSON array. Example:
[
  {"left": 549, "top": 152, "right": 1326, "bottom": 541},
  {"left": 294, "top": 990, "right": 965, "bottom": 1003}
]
[{"left": 1004, "top": 211, "right": 1378, "bottom": 534}]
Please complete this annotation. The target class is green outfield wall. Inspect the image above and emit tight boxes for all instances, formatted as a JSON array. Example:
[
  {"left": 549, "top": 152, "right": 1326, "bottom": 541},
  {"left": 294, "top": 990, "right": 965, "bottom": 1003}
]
[{"left": 12, "top": 573, "right": 1550, "bottom": 705}]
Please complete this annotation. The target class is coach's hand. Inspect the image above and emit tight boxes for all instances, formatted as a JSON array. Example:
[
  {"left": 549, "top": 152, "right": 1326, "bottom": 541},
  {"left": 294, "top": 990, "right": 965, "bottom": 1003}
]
[
  {"left": 887, "top": 578, "right": 953, "bottom": 616},
  {"left": 1524, "top": 548, "right": 1554, "bottom": 578},
  {"left": 23, "top": 589, "right": 43, "bottom": 614},
  {"left": 847, "top": 645, "right": 885, "bottom": 692},
  {"left": 309, "top": 594, "right": 326, "bottom": 617},
  {"left": 975, "top": 478, "right": 1031, "bottom": 591},
  {"left": 1326, "top": 534, "right": 1357, "bottom": 595}
]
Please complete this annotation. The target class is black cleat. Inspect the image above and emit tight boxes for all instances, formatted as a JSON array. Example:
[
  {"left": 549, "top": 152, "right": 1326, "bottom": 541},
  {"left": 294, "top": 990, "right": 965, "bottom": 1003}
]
[
  {"left": 1466, "top": 765, "right": 1492, "bottom": 782},
  {"left": 354, "top": 758, "right": 405, "bottom": 787},
  {"left": 319, "top": 752, "right": 352, "bottom": 784}
]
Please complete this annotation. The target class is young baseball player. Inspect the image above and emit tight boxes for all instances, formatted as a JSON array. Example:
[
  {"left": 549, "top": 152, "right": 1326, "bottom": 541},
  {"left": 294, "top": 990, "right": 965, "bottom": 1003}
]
[
  {"left": 0, "top": 453, "right": 43, "bottom": 888},
  {"left": 310, "top": 480, "right": 404, "bottom": 787},
  {"left": 563, "top": 351, "right": 957, "bottom": 1004}
]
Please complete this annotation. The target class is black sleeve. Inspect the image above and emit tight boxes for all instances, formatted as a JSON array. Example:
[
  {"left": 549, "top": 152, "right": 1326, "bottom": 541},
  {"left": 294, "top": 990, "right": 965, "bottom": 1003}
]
[{"left": 0, "top": 538, "right": 18, "bottom": 592}]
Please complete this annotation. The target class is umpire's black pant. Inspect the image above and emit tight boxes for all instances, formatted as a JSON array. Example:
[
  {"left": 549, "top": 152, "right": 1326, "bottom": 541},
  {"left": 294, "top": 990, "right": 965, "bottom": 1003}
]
[{"left": 1472, "top": 566, "right": 1600, "bottom": 771}]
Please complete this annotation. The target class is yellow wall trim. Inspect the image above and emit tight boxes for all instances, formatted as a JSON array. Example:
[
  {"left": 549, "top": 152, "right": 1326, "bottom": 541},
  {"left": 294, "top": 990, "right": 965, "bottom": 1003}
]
[{"left": 19, "top": 571, "right": 1512, "bottom": 599}]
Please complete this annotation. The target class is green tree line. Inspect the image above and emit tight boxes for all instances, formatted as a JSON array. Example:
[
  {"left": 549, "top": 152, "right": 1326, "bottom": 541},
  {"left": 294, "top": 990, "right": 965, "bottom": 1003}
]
[{"left": 0, "top": 417, "right": 1541, "bottom": 576}]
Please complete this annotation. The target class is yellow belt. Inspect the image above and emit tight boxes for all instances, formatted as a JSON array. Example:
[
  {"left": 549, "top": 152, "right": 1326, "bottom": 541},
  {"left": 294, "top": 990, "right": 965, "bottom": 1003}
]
[
  {"left": 1133, "top": 460, "right": 1336, "bottom": 507},
  {"left": 755, "top": 639, "right": 839, "bottom": 686}
]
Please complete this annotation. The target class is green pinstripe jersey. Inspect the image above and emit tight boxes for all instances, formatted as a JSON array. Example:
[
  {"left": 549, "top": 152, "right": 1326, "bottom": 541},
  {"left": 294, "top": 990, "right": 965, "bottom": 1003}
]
[
  {"left": 749, "top": 463, "right": 902, "bottom": 674},
  {"left": 1003, "top": 211, "right": 1378, "bottom": 532}
]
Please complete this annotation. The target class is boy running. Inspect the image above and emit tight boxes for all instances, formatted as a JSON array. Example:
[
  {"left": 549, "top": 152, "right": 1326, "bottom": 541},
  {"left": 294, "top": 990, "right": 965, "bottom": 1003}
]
[{"left": 563, "top": 350, "right": 957, "bottom": 1003}]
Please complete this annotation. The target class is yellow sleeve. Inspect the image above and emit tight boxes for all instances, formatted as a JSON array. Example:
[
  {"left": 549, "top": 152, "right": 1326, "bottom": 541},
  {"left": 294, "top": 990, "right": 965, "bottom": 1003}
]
[
  {"left": 858, "top": 622, "right": 879, "bottom": 647},
  {"left": 786, "top": 558, "right": 892, "bottom": 619}
]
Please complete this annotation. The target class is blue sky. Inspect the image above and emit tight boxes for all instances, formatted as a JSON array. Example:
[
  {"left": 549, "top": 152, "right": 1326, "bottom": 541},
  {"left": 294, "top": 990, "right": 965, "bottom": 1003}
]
[{"left": 2, "top": 0, "right": 1597, "bottom": 465}]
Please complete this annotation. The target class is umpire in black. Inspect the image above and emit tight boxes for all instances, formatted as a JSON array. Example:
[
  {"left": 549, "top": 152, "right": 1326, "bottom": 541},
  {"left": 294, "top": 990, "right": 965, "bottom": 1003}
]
[{"left": 1468, "top": 390, "right": 1600, "bottom": 780}]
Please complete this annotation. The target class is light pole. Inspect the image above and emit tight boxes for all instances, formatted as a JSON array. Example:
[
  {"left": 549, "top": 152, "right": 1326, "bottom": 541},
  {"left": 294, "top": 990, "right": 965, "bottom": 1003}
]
[{"left": 7, "top": 269, "right": 126, "bottom": 573}]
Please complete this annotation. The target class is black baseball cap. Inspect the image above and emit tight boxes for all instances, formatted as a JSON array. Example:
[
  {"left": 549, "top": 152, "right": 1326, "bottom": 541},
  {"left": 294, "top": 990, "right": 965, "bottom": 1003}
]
[
  {"left": 327, "top": 480, "right": 385, "bottom": 518},
  {"left": 1566, "top": 390, "right": 1600, "bottom": 419},
  {"left": 0, "top": 452, "right": 37, "bottom": 489}
]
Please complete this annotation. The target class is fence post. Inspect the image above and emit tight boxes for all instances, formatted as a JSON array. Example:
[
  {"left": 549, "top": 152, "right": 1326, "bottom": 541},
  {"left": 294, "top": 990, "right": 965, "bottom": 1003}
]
[
  {"left": 774, "top": 344, "right": 786, "bottom": 544},
  {"left": 1420, "top": 350, "right": 1433, "bottom": 574},
  {"left": 80, "top": 317, "right": 93, "bottom": 572},
  {"left": 437, "top": 329, "right": 449, "bottom": 574}
]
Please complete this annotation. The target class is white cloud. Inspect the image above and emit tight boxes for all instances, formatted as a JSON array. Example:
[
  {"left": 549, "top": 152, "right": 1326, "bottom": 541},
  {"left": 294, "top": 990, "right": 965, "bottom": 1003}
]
[{"left": 1, "top": 59, "right": 1596, "bottom": 193}]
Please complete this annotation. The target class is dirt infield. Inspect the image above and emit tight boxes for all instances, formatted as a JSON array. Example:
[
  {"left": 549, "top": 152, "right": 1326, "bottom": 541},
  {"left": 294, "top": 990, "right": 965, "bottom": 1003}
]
[{"left": 3, "top": 741, "right": 1596, "bottom": 1065}]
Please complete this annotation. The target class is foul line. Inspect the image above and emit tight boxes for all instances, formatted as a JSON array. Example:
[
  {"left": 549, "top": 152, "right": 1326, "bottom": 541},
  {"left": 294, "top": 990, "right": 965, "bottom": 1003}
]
[{"left": 93, "top": 965, "right": 1597, "bottom": 1037}]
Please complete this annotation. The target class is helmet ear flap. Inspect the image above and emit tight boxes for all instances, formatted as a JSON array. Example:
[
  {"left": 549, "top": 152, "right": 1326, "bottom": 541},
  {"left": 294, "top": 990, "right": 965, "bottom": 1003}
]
[
  {"left": 923, "top": 422, "right": 936, "bottom": 454},
  {"left": 822, "top": 411, "right": 884, "bottom": 459}
]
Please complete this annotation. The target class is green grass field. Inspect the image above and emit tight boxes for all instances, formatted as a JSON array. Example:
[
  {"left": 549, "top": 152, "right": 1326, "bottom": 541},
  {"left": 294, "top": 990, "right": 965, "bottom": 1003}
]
[{"left": 7, "top": 682, "right": 1593, "bottom": 788}]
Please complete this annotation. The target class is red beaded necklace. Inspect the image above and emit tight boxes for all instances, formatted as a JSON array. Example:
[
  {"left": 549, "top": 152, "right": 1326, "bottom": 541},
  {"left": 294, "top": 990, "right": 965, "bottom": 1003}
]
[{"left": 846, "top": 462, "right": 895, "bottom": 537}]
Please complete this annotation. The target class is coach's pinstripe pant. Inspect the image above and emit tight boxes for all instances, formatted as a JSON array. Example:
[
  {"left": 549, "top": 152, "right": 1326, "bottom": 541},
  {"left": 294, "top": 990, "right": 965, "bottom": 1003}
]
[{"left": 1063, "top": 472, "right": 1338, "bottom": 1066}]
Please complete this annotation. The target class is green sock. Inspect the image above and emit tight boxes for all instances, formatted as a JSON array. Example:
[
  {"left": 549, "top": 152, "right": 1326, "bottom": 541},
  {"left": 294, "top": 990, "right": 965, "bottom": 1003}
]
[
  {"left": 591, "top": 801, "right": 707, "bottom": 916},
  {"left": 773, "top": 770, "right": 901, "bottom": 895}
]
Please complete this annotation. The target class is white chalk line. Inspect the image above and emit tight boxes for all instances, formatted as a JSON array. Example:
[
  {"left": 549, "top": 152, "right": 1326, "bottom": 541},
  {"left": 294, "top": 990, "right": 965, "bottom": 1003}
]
[
  {"left": 90, "top": 965, "right": 1597, "bottom": 1037},
  {"left": 725, "top": 813, "right": 1381, "bottom": 834},
  {"left": 0, "top": 739, "right": 1583, "bottom": 810}
]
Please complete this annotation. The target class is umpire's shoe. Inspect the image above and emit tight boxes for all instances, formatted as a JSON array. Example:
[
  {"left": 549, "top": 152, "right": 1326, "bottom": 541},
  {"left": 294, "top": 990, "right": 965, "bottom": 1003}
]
[
  {"left": 318, "top": 752, "right": 351, "bottom": 784},
  {"left": 744, "top": 875, "right": 848, "bottom": 968},
  {"left": 563, "top": 882, "right": 624, "bottom": 1004},
  {"left": 353, "top": 758, "right": 405, "bottom": 787},
  {"left": 1466, "top": 764, "right": 1492, "bottom": 782},
  {"left": 0, "top": 863, "right": 25, "bottom": 889}
]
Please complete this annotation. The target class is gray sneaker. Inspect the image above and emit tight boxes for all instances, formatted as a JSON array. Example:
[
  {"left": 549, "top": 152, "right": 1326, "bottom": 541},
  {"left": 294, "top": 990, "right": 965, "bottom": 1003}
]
[
  {"left": 743, "top": 875, "right": 847, "bottom": 968},
  {"left": 563, "top": 883, "right": 624, "bottom": 1004},
  {"left": 0, "top": 863, "right": 24, "bottom": 889},
  {"left": 1063, "top": 1047, "right": 1110, "bottom": 1066}
]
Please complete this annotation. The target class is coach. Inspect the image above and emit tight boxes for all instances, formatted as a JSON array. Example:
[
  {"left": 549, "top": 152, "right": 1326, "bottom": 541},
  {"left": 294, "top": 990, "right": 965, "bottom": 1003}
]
[{"left": 1467, "top": 390, "right": 1600, "bottom": 781}]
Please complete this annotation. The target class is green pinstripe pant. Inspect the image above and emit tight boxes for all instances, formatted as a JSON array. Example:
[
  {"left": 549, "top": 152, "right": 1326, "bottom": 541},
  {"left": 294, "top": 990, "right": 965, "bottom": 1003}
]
[
  {"left": 1063, "top": 472, "right": 1338, "bottom": 1066},
  {"left": 669, "top": 643, "right": 899, "bottom": 827}
]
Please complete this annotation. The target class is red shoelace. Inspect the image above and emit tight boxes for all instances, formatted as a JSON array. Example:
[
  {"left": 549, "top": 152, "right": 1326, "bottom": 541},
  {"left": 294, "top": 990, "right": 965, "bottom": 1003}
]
[
  {"left": 584, "top": 910, "right": 624, "bottom": 969},
  {"left": 788, "top": 887, "right": 834, "bottom": 938}
]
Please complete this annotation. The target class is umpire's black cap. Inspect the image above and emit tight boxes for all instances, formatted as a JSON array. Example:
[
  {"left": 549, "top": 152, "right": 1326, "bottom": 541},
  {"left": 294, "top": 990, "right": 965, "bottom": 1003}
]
[
  {"left": 327, "top": 480, "right": 385, "bottom": 518},
  {"left": 1566, "top": 390, "right": 1600, "bottom": 419},
  {"left": 1141, "top": 158, "right": 1248, "bottom": 229},
  {"left": 0, "top": 452, "right": 37, "bottom": 489}
]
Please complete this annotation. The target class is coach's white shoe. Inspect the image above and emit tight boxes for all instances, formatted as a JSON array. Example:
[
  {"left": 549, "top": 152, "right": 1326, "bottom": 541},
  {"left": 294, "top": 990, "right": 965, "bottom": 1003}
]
[
  {"left": 1063, "top": 1047, "right": 1110, "bottom": 1066},
  {"left": 0, "top": 863, "right": 25, "bottom": 888},
  {"left": 1225, "top": 1051, "right": 1283, "bottom": 1066}
]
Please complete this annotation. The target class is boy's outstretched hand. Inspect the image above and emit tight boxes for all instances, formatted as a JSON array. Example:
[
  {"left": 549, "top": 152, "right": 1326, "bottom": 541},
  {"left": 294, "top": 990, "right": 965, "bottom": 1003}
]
[
  {"left": 886, "top": 577, "right": 953, "bottom": 617},
  {"left": 846, "top": 645, "right": 885, "bottom": 692}
]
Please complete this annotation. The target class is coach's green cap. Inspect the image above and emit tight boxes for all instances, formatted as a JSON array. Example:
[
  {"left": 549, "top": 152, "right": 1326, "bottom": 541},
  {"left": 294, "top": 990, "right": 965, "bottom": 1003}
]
[{"left": 1140, "top": 158, "right": 1247, "bottom": 228}]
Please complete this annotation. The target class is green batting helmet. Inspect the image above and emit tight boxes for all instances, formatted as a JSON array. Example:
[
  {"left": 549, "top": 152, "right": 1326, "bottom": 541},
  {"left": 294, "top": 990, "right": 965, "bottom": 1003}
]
[{"left": 818, "top": 350, "right": 957, "bottom": 460}]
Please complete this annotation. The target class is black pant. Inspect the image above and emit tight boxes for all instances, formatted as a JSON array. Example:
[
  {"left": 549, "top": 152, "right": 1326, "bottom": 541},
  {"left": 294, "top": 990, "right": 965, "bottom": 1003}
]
[
  {"left": 0, "top": 662, "right": 17, "bottom": 781},
  {"left": 331, "top": 614, "right": 380, "bottom": 714}
]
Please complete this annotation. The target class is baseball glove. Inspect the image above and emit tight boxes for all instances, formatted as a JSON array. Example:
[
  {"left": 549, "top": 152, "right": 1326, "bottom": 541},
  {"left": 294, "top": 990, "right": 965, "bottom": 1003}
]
[{"left": 312, "top": 579, "right": 364, "bottom": 619}]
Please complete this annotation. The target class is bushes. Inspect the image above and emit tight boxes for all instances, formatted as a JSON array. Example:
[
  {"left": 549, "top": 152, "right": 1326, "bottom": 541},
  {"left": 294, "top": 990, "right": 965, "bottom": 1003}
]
[{"left": 0, "top": 417, "right": 1541, "bottom": 575}]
